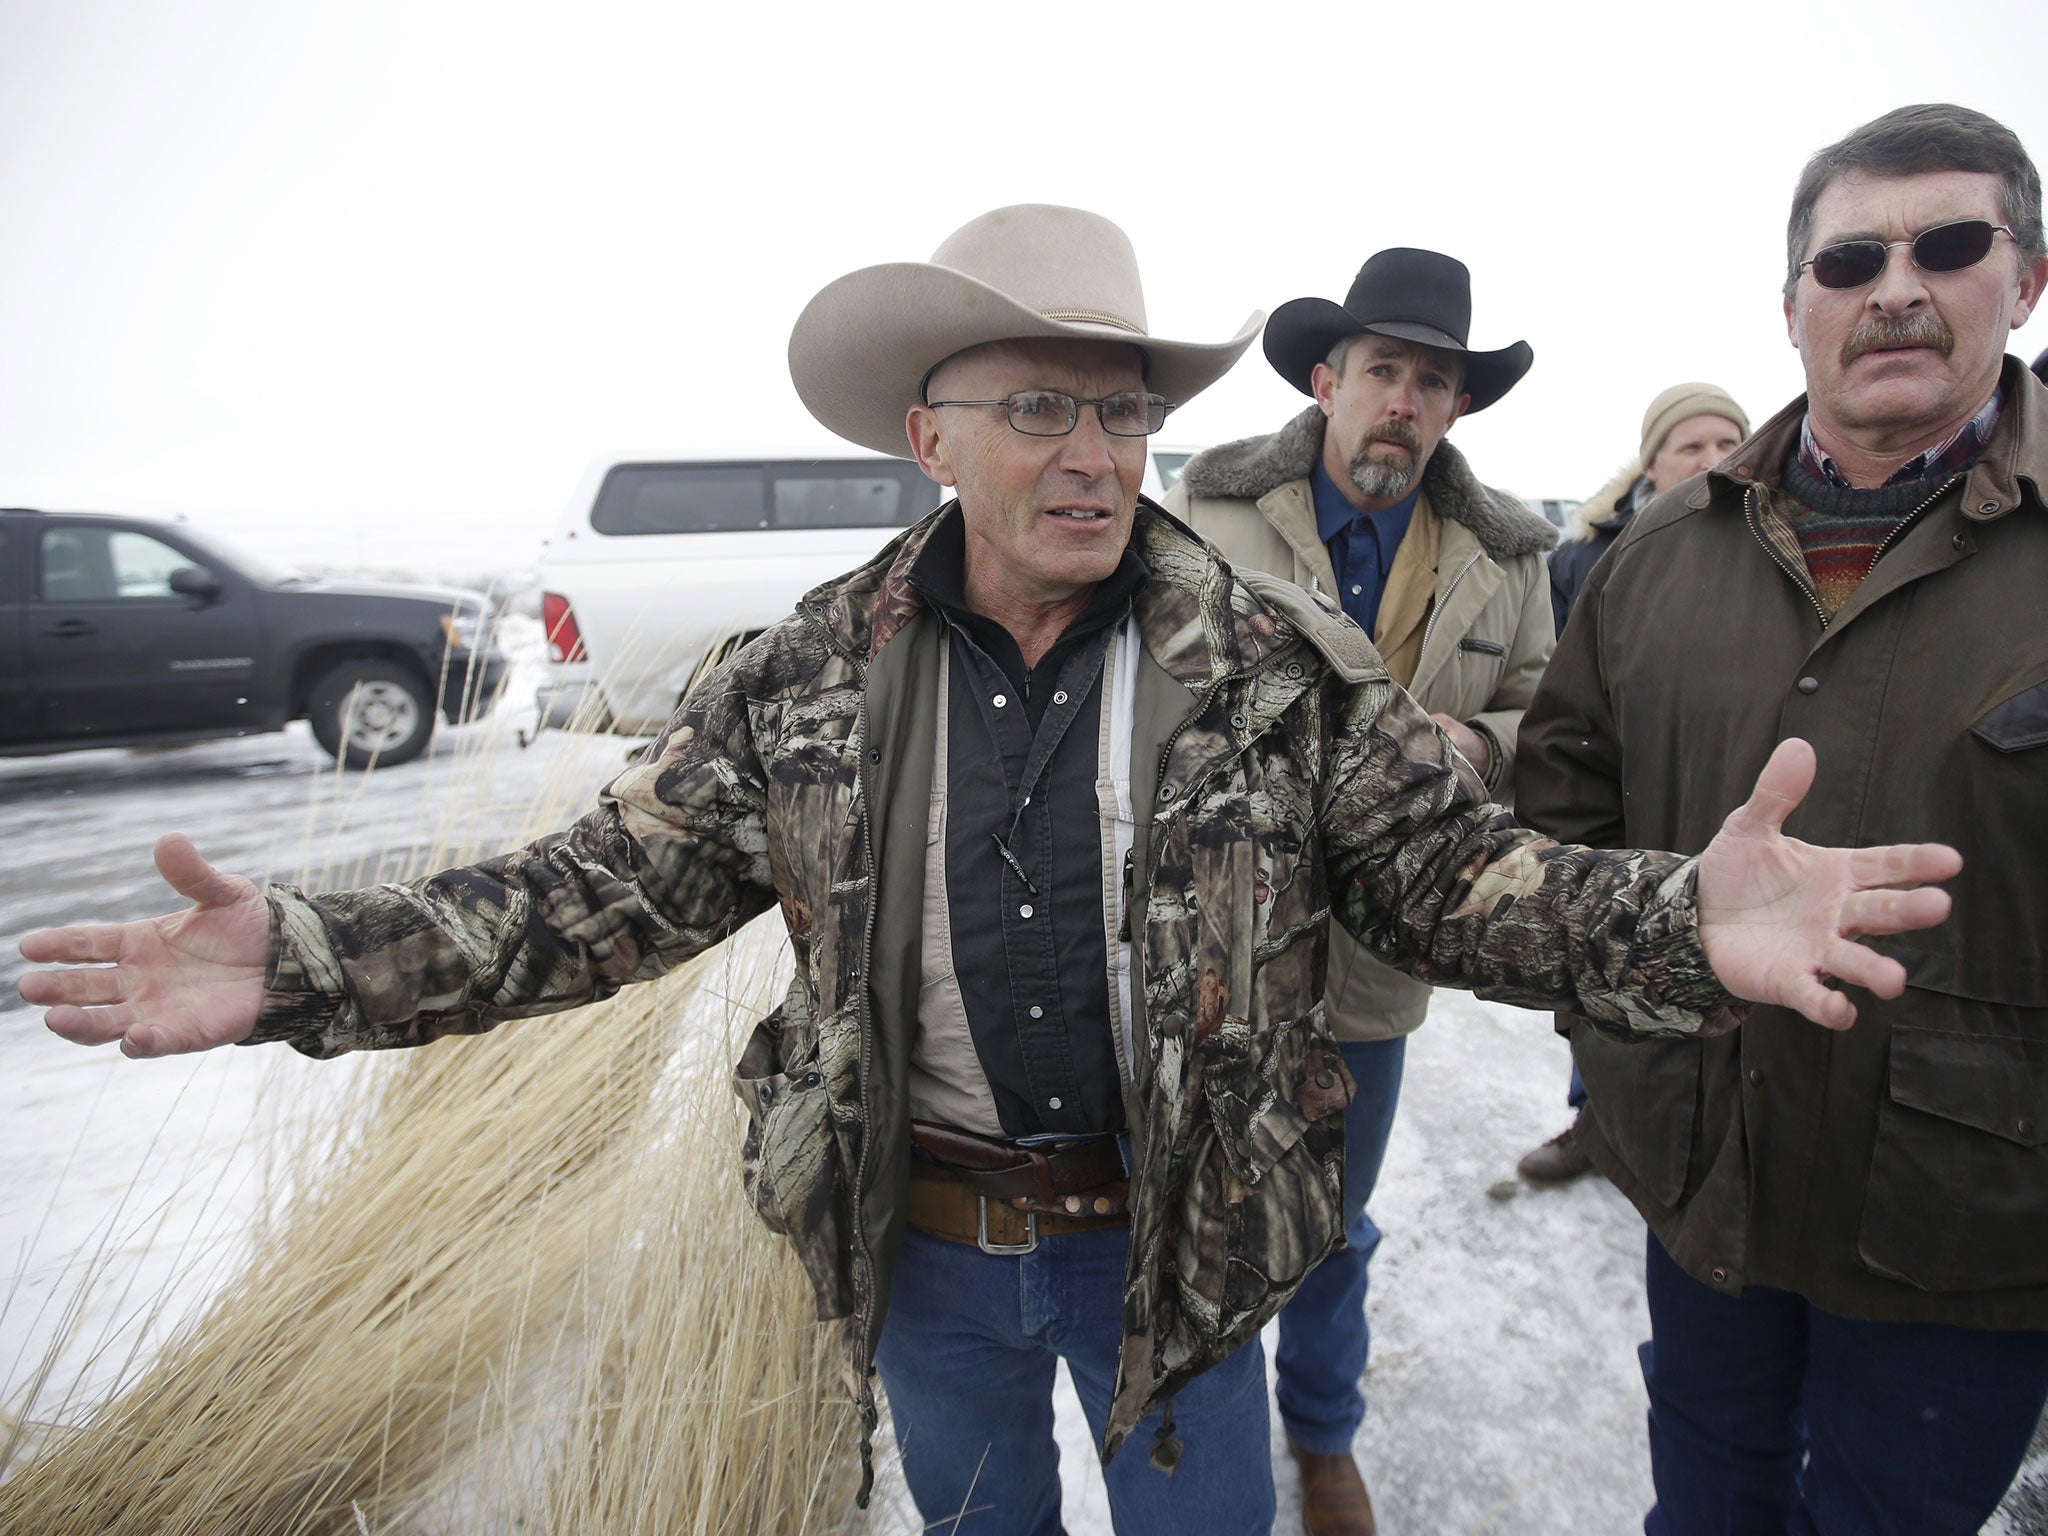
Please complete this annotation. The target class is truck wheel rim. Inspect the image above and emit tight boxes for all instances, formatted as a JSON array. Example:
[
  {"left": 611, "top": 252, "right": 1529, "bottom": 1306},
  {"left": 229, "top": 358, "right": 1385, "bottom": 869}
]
[{"left": 342, "top": 682, "right": 420, "bottom": 753}]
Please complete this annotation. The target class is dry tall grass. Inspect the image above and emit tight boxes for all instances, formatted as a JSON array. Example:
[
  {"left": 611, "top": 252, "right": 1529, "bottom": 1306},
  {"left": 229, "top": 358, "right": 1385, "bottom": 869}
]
[{"left": 0, "top": 644, "right": 864, "bottom": 1534}]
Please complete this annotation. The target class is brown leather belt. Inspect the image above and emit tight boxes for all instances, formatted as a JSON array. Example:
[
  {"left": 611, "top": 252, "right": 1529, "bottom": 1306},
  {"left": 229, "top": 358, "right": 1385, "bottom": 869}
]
[{"left": 907, "top": 1120, "right": 1130, "bottom": 1255}]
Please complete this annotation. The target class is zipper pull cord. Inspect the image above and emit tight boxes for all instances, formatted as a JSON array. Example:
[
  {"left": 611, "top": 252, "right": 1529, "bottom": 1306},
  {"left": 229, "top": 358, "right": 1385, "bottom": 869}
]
[
  {"left": 1117, "top": 848, "right": 1135, "bottom": 942},
  {"left": 991, "top": 833, "right": 1038, "bottom": 895}
]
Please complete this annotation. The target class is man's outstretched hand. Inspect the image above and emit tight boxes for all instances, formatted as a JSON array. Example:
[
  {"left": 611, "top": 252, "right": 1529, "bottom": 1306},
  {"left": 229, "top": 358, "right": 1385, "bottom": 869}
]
[
  {"left": 18, "top": 834, "right": 269, "bottom": 1057},
  {"left": 1697, "top": 738, "right": 1960, "bottom": 1030}
]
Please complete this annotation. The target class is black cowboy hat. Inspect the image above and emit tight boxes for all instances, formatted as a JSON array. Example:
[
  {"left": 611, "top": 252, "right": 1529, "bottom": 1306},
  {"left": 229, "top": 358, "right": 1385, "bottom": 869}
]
[{"left": 1263, "top": 248, "right": 1533, "bottom": 414}]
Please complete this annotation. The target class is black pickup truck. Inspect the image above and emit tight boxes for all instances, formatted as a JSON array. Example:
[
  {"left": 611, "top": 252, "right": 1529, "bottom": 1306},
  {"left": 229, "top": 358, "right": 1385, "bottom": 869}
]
[{"left": 0, "top": 508, "right": 509, "bottom": 768}]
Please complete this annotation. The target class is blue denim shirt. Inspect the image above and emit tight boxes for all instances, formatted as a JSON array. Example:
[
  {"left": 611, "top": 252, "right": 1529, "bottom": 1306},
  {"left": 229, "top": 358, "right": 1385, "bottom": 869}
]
[{"left": 1311, "top": 460, "right": 1419, "bottom": 637}]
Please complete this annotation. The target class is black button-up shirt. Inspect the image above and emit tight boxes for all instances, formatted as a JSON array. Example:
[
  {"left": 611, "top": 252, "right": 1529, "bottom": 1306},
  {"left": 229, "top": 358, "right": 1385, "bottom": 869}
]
[{"left": 907, "top": 511, "right": 1148, "bottom": 1137}]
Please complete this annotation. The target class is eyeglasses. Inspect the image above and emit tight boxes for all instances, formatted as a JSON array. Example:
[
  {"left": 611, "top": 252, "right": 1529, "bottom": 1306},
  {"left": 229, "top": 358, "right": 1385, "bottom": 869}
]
[
  {"left": 926, "top": 389, "right": 1175, "bottom": 437},
  {"left": 1800, "top": 218, "right": 2015, "bottom": 290}
]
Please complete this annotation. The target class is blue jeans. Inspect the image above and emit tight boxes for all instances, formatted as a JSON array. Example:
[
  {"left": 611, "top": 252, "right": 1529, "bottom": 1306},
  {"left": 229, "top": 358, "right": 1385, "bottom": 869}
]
[
  {"left": 874, "top": 1224, "right": 1275, "bottom": 1535},
  {"left": 1272, "top": 1035, "right": 1407, "bottom": 1454},
  {"left": 1641, "top": 1232, "right": 2048, "bottom": 1536}
]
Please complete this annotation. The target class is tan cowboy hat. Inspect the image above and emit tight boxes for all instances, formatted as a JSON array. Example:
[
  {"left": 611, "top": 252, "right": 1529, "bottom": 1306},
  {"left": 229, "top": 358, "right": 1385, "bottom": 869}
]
[{"left": 788, "top": 204, "right": 1263, "bottom": 458}]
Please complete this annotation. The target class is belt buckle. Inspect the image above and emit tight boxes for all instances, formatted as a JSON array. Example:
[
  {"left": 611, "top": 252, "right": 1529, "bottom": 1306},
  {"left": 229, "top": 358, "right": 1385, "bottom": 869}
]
[{"left": 976, "top": 1193, "right": 1039, "bottom": 1255}]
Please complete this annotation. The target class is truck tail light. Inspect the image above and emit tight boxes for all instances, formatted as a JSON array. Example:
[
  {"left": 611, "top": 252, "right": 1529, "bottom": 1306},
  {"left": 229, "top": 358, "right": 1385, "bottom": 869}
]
[{"left": 541, "top": 592, "right": 588, "bottom": 664}]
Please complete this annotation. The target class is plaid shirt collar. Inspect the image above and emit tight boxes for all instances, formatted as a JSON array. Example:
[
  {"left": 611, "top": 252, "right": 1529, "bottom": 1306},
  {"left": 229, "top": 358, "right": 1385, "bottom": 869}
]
[{"left": 1798, "top": 387, "right": 2002, "bottom": 489}]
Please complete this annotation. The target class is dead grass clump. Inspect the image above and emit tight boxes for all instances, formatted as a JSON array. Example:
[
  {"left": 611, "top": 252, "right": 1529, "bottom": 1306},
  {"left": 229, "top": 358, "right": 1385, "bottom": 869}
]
[{"left": 0, "top": 923, "right": 855, "bottom": 1534}]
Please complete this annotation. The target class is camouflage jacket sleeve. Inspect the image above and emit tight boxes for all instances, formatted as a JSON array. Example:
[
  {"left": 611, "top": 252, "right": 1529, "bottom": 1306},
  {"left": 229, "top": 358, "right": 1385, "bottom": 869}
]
[
  {"left": 248, "top": 671, "right": 779, "bottom": 1059},
  {"left": 1326, "top": 677, "right": 1737, "bottom": 1037}
]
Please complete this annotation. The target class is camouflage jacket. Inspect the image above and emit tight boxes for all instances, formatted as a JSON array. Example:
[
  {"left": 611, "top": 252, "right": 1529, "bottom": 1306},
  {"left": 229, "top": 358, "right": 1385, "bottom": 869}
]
[{"left": 252, "top": 501, "right": 1733, "bottom": 1488}]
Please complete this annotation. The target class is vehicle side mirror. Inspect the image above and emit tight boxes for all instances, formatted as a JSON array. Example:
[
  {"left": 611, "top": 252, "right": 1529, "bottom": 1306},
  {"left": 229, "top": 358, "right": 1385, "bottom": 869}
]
[{"left": 169, "top": 565, "right": 224, "bottom": 602}]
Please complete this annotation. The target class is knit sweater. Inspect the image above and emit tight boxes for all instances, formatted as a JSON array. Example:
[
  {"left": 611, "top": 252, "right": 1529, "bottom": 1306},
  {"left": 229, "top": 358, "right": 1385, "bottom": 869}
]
[{"left": 1779, "top": 453, "right": 1971, "bottom": 619}]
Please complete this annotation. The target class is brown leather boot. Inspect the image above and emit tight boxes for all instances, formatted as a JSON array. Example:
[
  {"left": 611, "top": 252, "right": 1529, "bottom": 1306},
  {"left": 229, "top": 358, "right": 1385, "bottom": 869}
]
[
  {"left": 1516, "top": 1112, "right": 1596, "bottom": 1186},
  {"left": 1290, "top": 1442, "right": 1377, "bottom": 1536}
]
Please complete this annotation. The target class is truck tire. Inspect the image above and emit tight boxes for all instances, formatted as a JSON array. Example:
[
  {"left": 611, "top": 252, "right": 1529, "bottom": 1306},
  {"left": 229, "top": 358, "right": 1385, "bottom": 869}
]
[{"left": 309, "top": 660, "right": 435, "bottom": 768}]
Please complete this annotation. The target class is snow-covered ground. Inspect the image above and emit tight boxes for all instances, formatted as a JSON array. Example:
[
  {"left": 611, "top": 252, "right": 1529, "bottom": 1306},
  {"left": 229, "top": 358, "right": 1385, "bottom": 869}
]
[{"left": 3, "top": 618, "right": 2042, "bottom": 1534}]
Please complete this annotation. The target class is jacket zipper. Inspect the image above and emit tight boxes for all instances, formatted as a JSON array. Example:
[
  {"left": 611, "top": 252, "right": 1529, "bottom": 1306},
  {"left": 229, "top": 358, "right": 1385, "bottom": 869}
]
[
  {"left": 1743, "top": 485, "right": 1830, "bottom": 629},
  {"left": 1418, "top": 550, "right": 1483, "bottom": 661},
  {"left": 799, "top": 599, "right": 883, "bottom": 1502},
  {"left": 1866, "top": 472, "right": 1962, "bottom": 572}
]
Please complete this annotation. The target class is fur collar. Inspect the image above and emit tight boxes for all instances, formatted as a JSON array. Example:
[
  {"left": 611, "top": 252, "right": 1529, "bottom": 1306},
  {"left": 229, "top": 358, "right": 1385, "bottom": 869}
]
[
  {"left": 1566, "top": 460, "right": 1648, "bottom": 542},
  {"left": 1178, "top": 404, "right": 1557, "bottom": 559}
]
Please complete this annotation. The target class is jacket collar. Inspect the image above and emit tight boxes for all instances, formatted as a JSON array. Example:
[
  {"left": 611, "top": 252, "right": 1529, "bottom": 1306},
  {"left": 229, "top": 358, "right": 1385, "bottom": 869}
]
[
  {"left": 1176, "top": 403, "right": 1558, "bottom": 560},
  {"left": 799, "top": 498, "right": 1300, "bottom": 690},
  {"left": 1566, "top": 462, "right": 1649, "bottom": 542},
  {"left": 1698, "top": 353, "right": 2048, "bottom": 523}
]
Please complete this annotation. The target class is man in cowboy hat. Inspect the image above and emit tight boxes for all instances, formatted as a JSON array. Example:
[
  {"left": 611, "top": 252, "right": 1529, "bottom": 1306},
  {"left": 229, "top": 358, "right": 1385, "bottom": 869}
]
[
  {"left": 19, "top": 205, "right": 1965, "bottom": 1535},
  {"left": 1165, "top": 248, "right": 1557, "bottom": 1533},
  {"left": 1519, "top": 104, "right": 2048, "bottom": 1530}
]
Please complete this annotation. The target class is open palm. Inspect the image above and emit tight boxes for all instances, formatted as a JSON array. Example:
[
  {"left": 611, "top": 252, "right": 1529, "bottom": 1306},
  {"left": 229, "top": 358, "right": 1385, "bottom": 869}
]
[
  {"left": 1696, "top": 739, "right": 1961, "bottom": 1029},
  {"left": 18, "top": 833, "right": 270, "bottom": 1057}
]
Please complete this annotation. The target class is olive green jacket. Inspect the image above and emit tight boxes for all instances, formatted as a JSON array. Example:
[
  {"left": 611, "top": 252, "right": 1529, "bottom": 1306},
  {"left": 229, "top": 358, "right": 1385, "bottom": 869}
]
[
  {"left": 1518, "top": 356, "right": 2048, "bottom": 1328},
  {"left": 1166, "top": 407, "right": 1558, "bottom": 1039},
  {"left": 256, "top": 501, "right": 1733, "bottom": 1491}
]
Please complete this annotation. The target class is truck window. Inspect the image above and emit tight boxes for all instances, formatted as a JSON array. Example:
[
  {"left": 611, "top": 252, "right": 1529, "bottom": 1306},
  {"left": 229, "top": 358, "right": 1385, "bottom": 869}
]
[
  {"left": 588, "top": 460, "right": 941, "bottom": 536},
  {"left": 591, "top": 465, "right": 767, "bottom": 535},
  {"left": 38, "top": 527, "right": 192, "bottom": 601},
  {"left": 770, "top": 463, "right": 939, "bottom": 529}
]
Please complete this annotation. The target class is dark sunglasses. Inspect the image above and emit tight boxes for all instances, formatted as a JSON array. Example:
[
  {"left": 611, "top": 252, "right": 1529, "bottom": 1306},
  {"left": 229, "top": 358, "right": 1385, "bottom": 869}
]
[{"left": 1800, "top": 218, "right": 2015, "bottom": 290}]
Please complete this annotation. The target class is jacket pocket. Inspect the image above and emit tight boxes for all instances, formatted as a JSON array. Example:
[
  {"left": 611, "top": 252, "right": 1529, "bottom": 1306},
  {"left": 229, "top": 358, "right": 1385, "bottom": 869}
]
[
  {"left": 733, "top": 1006, "right": 843, "bottom": 1248},
  {"left": 1175, "top": 1023, "right": 1351, "bottom": 1322},
  {"left": 1858, "top": 1008, "right": 2048, "bottom": 1292},
  {"left": 1574, "top": 1022, "right": 1701, "bottom": 1209},
  {"left": 1970, "top": 677, "right": 2048, "bottom": 752},
  {"left": 1200, "top": 1022, "right": 1352, "bottom": 1185}
]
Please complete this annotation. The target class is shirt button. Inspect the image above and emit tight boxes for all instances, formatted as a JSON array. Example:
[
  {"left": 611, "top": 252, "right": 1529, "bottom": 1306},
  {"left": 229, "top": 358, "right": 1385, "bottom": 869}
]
[
  {"left": 1029, "top": 1006, "right": 1043, "bottom": 1019},
  {"left": 1020, "top": 904, "right": 1034, "bottom": 918},
  {"left": 1048, "top": 1096, "right": 1062, "bottom": 1110},
  {"left": 1711, "top": 1266, "right": 1729, "bottom": 1285},
  {"left": 993, "top": 694, "right": 1007, "bottom": 708},
  {"left": 2020, "top": 1118, "right": 2036, "bottom": 1139},
  {"left": 1952, "top": 531, "right": 1968, "bottom": 550},
  {"left": 1053, "top": 690, "right": 1069, "bottom": 705},
  {"left": 1350, "top": 584, "right": 1363, "bottom": 595},
  {"left": 1747, "top": 1067, "right": 1764, "bottom": 1087},
  {"left": 1979, "top": 500, "right": 2000, "bottom": 515},
  {"left": 1286, "top": 662, "right": 1304, "bottom": 679},
  {"left": 1796, "top": 677, "right": 1820, "bottom": 695},
  {"left": 1159, "top": 785, "right": 1176, "bottom": 801}
]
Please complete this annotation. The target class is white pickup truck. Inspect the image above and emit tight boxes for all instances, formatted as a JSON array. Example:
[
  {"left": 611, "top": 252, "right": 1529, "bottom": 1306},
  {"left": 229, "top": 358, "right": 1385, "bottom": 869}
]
[{"left": 533, "top": 447, "right": 1197, "bottom": 738}]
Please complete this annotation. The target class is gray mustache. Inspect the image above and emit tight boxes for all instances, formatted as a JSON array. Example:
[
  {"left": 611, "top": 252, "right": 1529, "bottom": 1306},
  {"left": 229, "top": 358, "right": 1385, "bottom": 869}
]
[{"left": 1841, "top": 312, "right": 1955, "bottom": 366}]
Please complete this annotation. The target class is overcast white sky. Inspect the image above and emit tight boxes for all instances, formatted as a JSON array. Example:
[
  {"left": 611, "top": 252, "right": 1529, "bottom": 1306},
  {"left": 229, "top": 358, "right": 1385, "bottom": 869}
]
[{"left": 2, "top": 0, "right": 2045, "bottom": 569}]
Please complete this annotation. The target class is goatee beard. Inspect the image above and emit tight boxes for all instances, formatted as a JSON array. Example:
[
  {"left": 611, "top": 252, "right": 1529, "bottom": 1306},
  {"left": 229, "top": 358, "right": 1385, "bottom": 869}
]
[
  {"left": 1348, "top": 423, "right": 1422, "bottom": 500},
  {"left": 1350, "top": 459, "right": 1415, "bottom": 499}
]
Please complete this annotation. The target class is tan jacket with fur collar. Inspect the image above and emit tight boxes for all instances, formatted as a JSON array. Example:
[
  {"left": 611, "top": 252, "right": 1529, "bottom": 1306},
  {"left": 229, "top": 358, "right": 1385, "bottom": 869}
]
[{"left": 1165, "top": 405, "right": 1557, "bottom": 1040}]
